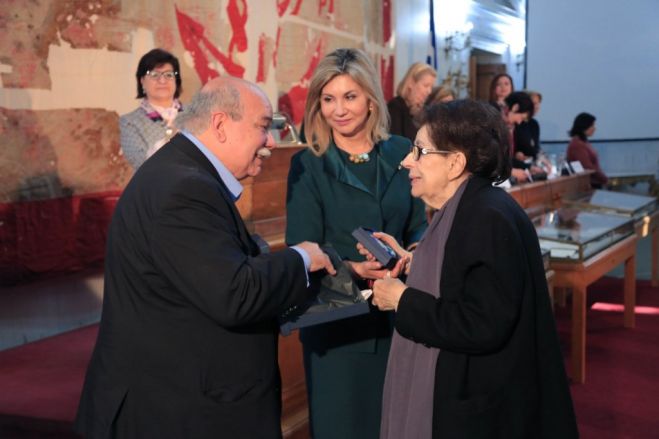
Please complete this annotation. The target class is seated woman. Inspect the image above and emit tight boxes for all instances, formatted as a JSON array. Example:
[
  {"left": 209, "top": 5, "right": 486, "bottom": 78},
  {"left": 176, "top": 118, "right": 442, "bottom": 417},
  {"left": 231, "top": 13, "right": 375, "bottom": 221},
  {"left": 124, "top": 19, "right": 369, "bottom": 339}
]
[
  {"left": 425, "top": 85, "right": 455, "bottom": 105},
  {"left": 387, "top": 62, "right": 437, "bottom": 142},
  {"left": 366, "top": 99, "right": 578, "bottom": 439},
  {"left": 504, "top": 92, "right": 544, "bottom": 183},
  {"left": 524, "top": 90, "right": 543, "bottom": 152},
  {"left": 513, "top": 90, "right": 553, "bottom": 175},
  {"left": 566, "top": 112, "right": 608, "bottom": 188},
  {"left": 488, "top": 72, "right": 514, "bottom": 113}
]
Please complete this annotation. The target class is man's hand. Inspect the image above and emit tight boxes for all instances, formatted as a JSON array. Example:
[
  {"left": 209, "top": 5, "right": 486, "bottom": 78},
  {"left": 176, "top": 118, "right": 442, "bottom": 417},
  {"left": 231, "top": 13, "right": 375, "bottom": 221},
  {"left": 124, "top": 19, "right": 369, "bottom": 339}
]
[{"left": 295, "top": 242, "right": 337, "bottom": 275}]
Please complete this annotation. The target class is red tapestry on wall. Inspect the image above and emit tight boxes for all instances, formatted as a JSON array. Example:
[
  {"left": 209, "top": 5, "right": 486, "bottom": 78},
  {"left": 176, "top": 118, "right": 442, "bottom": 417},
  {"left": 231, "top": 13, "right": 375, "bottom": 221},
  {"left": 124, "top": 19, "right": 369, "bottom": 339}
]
[{"left": 0, "top": 192, "right": 121, "bottom": 286}]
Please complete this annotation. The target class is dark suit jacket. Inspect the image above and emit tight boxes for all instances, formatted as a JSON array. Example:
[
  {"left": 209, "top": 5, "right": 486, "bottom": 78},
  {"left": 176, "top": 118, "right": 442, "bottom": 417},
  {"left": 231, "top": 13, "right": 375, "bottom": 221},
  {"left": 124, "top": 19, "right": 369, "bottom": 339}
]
[
  {"left": 387, "top": 96, "right": 418, "bottom": 142},
  {"left": 513, "top": 120, "right": 540, "bottom": 160},
  {"left": 395, "top": 176, "right": 579, "bottom": 438},
  {"left": 75, "top": 134, "right": 308, "bottom": 439}
]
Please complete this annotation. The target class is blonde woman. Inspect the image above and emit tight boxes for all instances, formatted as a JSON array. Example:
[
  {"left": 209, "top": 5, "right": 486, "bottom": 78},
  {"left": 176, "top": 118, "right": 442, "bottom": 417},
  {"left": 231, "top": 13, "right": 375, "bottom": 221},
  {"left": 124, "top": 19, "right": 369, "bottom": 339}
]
[
  {"left": 286, "top": 48, "right": 426, "bottom": 439},
  {"left": 387, "top": 62, "right": 437, "bottom": 141},
  {"left": 425, "top": 85, "right": 456, "bottom": 106}
]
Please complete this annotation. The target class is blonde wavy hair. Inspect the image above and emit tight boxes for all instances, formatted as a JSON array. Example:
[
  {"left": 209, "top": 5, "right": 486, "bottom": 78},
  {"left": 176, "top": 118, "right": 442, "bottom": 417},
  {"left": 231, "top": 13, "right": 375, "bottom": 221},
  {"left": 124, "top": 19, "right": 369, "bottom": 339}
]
[
  {"left": 396, "top": 62, "right": 437, "bottom": 105},
  {"left": 303, "top": 48, "right": 389, "bottom": 156}
]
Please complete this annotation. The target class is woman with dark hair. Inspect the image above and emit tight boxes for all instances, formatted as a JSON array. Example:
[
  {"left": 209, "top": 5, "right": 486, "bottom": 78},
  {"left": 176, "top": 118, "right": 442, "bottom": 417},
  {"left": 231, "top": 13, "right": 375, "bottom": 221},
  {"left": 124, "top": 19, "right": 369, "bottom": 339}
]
[
  {"left": 488, "top": 72, "right": 514, "bottom": 112},
  {"left": 286, "top": 48, "right": 426, "bottom": 439},
  {"left": 365, "top": 100, "right": 578, "bottom": 438},
  {"left": 120, "top": 48, "right": 184, "bottom": 169},
  {"left": 567, "top": 112, "right": 608, "bottom": 188},
  {"left": 503, "top": 91, "right": 543, "bottom": 183}
]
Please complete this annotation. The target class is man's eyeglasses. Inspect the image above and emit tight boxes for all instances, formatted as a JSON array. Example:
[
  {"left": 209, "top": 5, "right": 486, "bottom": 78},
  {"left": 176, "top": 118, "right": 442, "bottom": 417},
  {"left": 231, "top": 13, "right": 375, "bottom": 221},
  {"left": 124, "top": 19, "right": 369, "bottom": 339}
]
[
  {"left": 410, "top": 143, "right": 454, "bottom": 161},
  {"left": 145, "top": 70, "right": 178, "bottom": 81}
]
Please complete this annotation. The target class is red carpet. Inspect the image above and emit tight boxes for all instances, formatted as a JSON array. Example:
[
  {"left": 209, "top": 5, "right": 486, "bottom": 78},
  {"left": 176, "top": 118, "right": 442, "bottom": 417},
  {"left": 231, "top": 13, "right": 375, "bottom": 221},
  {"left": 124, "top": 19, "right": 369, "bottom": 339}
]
[
  {"left": 0, "top": 278, "right": 657, "bottom": 438},
  {"left": 555, "top": 277, "right": 659, "bottom": 439},
  {"left": 0, "top": 325, "right": 97, "bottom": 437}
]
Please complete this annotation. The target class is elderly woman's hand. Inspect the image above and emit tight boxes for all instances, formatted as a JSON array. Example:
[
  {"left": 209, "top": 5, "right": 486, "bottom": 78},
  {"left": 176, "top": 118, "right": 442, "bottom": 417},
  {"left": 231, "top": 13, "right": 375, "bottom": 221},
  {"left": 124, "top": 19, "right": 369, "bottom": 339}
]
[
  {"left": 356, "top": 232, "right": 414, "bottom": 275},
  {"left": 372, "top": 277, "right": 407, "bottom": 311},
  {"left": 346, "top": 255, "right": 409, "bottom": 280}
]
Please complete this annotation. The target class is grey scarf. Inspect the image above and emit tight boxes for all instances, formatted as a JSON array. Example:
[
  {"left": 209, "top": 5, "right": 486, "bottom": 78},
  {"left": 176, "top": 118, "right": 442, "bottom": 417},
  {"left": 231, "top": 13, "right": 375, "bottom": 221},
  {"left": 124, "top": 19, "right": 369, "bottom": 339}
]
[{"left": 380, "top": 178, "right": 469, "bottom": 439}]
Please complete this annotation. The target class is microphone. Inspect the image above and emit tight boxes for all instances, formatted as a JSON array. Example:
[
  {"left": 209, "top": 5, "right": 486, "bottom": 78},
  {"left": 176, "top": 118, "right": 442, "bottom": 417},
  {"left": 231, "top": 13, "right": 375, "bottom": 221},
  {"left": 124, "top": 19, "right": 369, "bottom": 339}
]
[{"left": 256, "top": 147, "right": 272, "bottom": 159}]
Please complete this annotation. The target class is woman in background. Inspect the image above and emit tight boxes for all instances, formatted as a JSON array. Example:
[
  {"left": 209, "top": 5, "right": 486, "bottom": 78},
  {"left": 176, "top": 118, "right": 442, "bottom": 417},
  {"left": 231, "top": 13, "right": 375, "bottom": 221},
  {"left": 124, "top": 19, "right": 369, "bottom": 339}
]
[
  {"left": 504, "top": 91, "right": 542, "bottom": 183},
  {"left": 567, "top": 112, "right": 608, "bottom": 188},
  {"left": 387, "top": 62, "right": 437, "bottom": 142},
  {"left": 524, "top": 90, "right": 543, "bottom": 151},
  {"left": 120, "top": 48, "right": 184, "bottom": 169},
  {"left": 515, "top": 90, "right": 553, "bottom": 174},
  {"left": 286, "top": 48, "right": 426, "bottom": 439},
  {"left": 425, "top": 85, "right": 456, "bottom": 105},
  {"left": 488, "top": 72, "right": 514, "bottom": 112},
  {"left": 370, "top": 99, "right": 578, "bottom": 438}
]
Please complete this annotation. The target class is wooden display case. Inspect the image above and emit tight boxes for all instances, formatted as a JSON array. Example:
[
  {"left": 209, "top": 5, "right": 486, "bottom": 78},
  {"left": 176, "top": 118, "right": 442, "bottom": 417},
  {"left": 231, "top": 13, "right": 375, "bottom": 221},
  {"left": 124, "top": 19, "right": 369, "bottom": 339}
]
[
  {"left": 563, "top": 190, "right": 659, "bottom": 286},
  {"left": 533, "top": 209, "right": 634, "bottom": 262}
]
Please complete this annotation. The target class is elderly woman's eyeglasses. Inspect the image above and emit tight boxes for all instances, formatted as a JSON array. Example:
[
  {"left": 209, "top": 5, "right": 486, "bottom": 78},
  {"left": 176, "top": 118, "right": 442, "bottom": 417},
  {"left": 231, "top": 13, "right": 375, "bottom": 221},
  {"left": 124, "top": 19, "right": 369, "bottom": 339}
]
[
  {"left": 145, "top": 70, "right": 178, "bottom": 81},
  {"left": 410, "top": 143, "right": 454, "bottom": 161}
]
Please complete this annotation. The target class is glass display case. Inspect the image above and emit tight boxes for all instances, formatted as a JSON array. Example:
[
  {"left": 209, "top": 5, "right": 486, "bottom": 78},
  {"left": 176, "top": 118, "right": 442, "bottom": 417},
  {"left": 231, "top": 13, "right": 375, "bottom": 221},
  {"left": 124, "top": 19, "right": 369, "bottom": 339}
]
[
  {"left": 563, "top": 189, "right": 657, "bottom": 220},
  {"left": 533, "top": 209, "right": 634, "bottom": 261}
]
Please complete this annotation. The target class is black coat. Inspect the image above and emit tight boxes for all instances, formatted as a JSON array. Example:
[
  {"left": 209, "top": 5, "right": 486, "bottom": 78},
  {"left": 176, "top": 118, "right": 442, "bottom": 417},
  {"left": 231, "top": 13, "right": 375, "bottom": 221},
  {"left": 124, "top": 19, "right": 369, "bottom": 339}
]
[
  {"left": 513, "top": 119, "right": 540, "bottom": 160},
  {"left": 395, "top": 176, "right": 578, "bottom": 438},
  {"left": 387, "top": 96, "right": 418, "bottom": 142},
  {"left": 75, "top": 134, "right": 309, "bottom": 439}
]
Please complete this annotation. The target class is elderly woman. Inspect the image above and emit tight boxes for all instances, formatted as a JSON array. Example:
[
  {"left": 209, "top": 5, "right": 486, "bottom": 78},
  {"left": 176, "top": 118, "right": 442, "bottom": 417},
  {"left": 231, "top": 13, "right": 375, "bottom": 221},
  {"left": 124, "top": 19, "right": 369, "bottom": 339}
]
[
  {"left": 286, "top": 48, "right": 426, "bottom": 439},
  {"left": 387, "top": 62, "right": 437, "bottom": 142},
  {"left": 369, "top": 100, "right": 578, "bottom": 438},
  {"left": 120, "top": 48, "right": 184, "bottom": 169}
]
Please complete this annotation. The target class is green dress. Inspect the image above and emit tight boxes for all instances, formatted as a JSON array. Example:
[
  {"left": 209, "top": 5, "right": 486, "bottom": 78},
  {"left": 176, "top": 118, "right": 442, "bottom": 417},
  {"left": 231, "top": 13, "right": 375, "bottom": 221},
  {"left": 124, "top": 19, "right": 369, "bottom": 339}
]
[{"left": 285, "top": 135, "right": 427, "bottom": 439}]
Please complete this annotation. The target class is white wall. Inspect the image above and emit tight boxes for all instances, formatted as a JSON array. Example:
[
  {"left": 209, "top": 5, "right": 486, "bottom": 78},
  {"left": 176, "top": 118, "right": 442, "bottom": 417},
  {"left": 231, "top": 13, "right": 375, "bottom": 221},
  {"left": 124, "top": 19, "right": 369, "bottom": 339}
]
[
  {"left": 393, "top": 0, "right": 435, "bottom": 87},
  {"left": 394, "top": 0, "right": 526, "bottom": 97},
  {"left": 527, "top": 0, "right": 659, "bottom": 142}
]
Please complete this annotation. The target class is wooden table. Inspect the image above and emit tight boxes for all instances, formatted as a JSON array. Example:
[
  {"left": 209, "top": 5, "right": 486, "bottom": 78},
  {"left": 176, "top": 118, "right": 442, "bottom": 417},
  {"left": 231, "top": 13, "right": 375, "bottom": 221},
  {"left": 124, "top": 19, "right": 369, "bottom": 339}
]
[{"left": 550, "top": 234, "right": 638, "bottom": 384}]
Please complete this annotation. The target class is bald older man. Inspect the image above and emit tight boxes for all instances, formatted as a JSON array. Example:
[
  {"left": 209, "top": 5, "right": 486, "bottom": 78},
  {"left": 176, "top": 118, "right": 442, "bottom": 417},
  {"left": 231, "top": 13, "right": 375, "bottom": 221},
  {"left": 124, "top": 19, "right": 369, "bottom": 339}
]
[{"left": 75, "top": 77, "right": 334, "bottom": 439}]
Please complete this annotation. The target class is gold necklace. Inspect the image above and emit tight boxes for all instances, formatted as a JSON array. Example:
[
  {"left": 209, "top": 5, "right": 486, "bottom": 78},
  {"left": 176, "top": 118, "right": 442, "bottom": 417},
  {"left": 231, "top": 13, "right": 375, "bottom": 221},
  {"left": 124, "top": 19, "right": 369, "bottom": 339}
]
[{"left": 348, "top": 152, "right": 370, "bottom": 164}]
